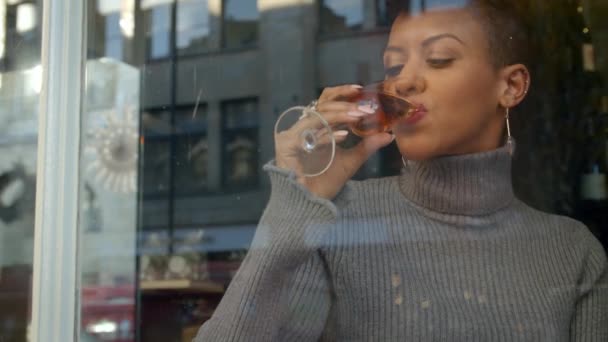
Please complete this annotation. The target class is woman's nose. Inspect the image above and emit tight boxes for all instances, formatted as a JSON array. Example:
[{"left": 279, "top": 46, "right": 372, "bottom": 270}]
[{"left": 393, "top": 72, "right": 425, "bottom": 97}]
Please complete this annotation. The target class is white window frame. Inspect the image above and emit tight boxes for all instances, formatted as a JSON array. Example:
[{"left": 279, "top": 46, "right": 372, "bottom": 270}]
[{"left": 30, "top": 0, "right": 85, "bottom": 341}]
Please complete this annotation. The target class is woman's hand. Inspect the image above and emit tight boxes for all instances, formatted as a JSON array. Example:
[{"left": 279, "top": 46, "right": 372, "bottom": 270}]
[{"left": 275, "top": 84, "right": 394, "bottom": 199}]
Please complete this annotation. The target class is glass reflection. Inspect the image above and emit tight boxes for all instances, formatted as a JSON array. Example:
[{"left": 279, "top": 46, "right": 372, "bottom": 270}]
[
  {"left": 90, "top": 0, "right": 135, "bottom": 62},
  {"left": 175, "top": 105, "right": 208, "bottom": 193},
  {"left": 3, "top": 0, "right": 40, "bottom": 69},
  {"left": 104, "top": 12, "right": 123, "bottom": 59},
  {"left": 221, "top": 99, "right": 259, "bottom": 189},
  {"left": 223, "top": 0, "right": 258, "bottom": 49},
  {"left": 80, "top": 58, "right": 140, "bottom": 342},
  {"left": 143, "top": 0, "right": 172, "bottom": 59},
  {"left": 177, "top": 0, "right": 213, "bottom": 55},
  {"left": 320, "top": 0, "right": 364, "bottom": 34},
  {"left": 141, "top": 109, "right": 172, "bottom": 195},
  {"left": 0, "top": 2, "right": 40, "bottom": 340},
  {"left": 73, "top": 0, "right": 608, "bottom": 341}
]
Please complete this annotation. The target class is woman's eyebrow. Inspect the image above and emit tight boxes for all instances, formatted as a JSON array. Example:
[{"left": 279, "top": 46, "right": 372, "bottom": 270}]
[
  {"left": 384, "top": 46, "right": 404, "bottom": 54},
  {"left": 421, "top": 33, "right": 465, "bottom": 48},
  {"left": 384, "top": 33, "right": 465, "bottom": 56}
]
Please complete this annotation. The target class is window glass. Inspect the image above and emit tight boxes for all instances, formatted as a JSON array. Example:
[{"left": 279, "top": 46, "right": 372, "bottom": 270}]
[
  {"left": 141, "top": 198, "right": 170, "bottom": 228},
  {"left": 0, "top": 1, "right": 40, "bottom": 340},
  {"left": 222, "top": 0, "right": 258, "bottom": 49},
  {"left": 142, "top": 137, "right": 171, "bottom": 194},
  {"left": 89, "top": 0, "right": 135, "bottom": 62},
  {"left": 221, "top": 99, "right": 259, "bottom": 190},
  {"left": 141, "top": 109, "right": 172, "bottom": 195},
  {"left": 320, "top": 0, "right": 364, "bottom": 34},
  {"left": 375, "top": 0, "right": 401, "bottom": 27},
  {"left": 174, "top": 105, "right": 209, "bottom": 194},
  {"left": 75, "top": 1, "right": 608, "bottom": 341},
  {"left": 2, "top": 1, "right": 40, "bottom": 69},
  {"left": 104, "top": 12, "right": 123, "bottom": 59},
  {"left": 80, "top": 59, "right": 140, "bottom": 341},
  {"left": 143, "top": 1, "right": 172, "bottom": 59},
  {"left": 176, "top": 0, "right": 213, "bottom": 55}
]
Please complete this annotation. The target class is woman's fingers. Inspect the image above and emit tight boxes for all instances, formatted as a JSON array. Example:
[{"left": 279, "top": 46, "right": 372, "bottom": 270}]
[
  {"left": 289, "top": 103, "right": 367, "bottom": 134},
  {"left": 332, "top": 130, "right": 350, "bottom": 144},
  {"left": 316, "top": 101, "right": 369, "bottom": 123},
  {"left": 313, "top": 128, "right": 349, "bottom": 147},
  {"left": 319, "top": 84, "right": 363, "bottom": 102},
  {"left": 285, "top": 85, "right": 366, "bottom": 134}
]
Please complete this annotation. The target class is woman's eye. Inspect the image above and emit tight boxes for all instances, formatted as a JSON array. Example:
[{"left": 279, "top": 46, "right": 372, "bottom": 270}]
[
  {"left": 384, "top": 65, "right": 403, "bottom": 78},
  {"left": 427, "top": 58, "right": 454, "bottom": 68}
]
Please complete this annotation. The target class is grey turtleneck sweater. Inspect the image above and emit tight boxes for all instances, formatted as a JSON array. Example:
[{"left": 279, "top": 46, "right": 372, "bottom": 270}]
[{"left": 195, "top": 146, "right": 608, "bottom": 341}]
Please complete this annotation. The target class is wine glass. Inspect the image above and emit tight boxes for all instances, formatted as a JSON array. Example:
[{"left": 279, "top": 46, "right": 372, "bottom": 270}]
[{"left": 274, "top": 81, "right": 416, "bottom": 177}]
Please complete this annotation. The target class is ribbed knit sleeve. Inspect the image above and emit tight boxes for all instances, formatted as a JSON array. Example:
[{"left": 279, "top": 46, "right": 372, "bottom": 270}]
[
  {"left": 193, "top": 164, "right": 336, "bottom": 341},
  {"left": 278, "top": 252, "right": 332, "bottom": 341},
  {"left": 570, "top": 230, "right": 608, "bottom": 341}
]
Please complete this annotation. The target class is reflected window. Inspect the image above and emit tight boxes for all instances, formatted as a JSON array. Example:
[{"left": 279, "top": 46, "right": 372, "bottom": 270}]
[
  {"left": 2, "top": 1, "right": 40, "bottom": 70},
  {"left": 177, "top": 0, "right": 213, "bottom": 55},
  {"left": 141, "top": 108, "right": 172, "bottom": 195},
  {"left": 221, "top": 99, "right": 259, "bottom": 190},
  {"left": 104, "top": 12, "right": 123, "bottom": 59},
  {"left": 174, "top": 105, "right": 209, "bottom": 194},
  {"left": 89, "top": 0, "right": 135, "bottom": 61},
  {"left": 142, "top": 0, "right": 173, "bottom": 59},
  {"left": 222, "top": 0, "right": 258, "bottom": 49},
  {"left": 376, "top": 0, "right": 403, "bottom": 27},
  {"left": 320, "top": 0, "right": 364, "bottom": 34},
  {"left": 15, "top": 2, "right": 36, "bottom": 33},
  {"left": 141, "top": 198, "right": 171, "bottom": 229}
]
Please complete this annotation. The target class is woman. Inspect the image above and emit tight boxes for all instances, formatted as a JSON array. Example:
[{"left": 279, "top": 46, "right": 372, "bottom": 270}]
[{"left": 195, "top": 1, "right": 607, "bottom": 340}]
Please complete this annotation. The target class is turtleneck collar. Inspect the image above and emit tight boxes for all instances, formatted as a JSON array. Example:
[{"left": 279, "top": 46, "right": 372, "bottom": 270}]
[{"left": 398, "top": 145, "right": 514, "bottom": 216}]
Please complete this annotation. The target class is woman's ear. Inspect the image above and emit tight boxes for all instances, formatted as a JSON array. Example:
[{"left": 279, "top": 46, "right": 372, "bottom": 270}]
[{"left": 498, "top": 64, "right": 530, "bottom": 108}]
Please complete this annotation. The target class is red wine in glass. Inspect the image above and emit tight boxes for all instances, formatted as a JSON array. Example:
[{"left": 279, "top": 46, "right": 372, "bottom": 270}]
[{"left": 348, "top": 84, "right": 415, "bottom": 137}]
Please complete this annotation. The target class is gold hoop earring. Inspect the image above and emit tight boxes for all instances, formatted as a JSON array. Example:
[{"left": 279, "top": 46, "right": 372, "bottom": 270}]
[{"left": 505, "top": 107, "right": 515, "bottom": 156}]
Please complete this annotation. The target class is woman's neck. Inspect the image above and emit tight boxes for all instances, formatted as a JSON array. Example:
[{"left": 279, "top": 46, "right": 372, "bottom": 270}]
[{"left": 399, "top": 144, "right": 515, "bottom": 216}]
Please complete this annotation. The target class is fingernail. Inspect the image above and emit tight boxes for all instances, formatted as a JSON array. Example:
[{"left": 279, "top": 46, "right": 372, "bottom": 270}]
[
  {"left": 350, "top": 84, "right": 363, "bottom": 89},
  {"left": 357, "top": 104, "right": 376, "bottom": 114},
  {"left": 333, "top": 130, "right": 349, "bottom": 137},
  {"left": 347, "top": 110, "right": 366, "bottom": 117}
]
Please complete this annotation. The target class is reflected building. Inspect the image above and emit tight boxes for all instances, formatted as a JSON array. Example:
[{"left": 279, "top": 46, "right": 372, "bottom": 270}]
[
  {"left": 0, "top": 1, "right": 42, "bottom": 339},
  {"left": 85, "top": 0, "right": 401, "bottom": 340},
  {"left": 87, "top": 0, "right": 399, "bottom": 257},
  {"left": 1, "top": 0, "right": 607, "bottom": 341}
]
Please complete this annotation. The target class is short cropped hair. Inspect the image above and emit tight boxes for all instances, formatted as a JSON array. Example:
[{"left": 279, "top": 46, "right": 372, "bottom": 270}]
[
  {"left": 389, "top": 0, "right": 532, "bottom": 69},
  {"left": 467, "top": 0, "right": 531, "bottom": 69}
]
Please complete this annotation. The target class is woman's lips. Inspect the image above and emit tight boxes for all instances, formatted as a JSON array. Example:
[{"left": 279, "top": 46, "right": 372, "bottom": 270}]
[{"left": 402, "top": 104, "right": 427, "bottom": 125}]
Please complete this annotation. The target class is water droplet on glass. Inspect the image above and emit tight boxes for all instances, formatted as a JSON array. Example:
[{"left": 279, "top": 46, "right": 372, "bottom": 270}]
[
  {"left": 391, "top": 274, "right": 401, "bottom": 288},
  {"left": 394, "top": 293, "right": 403, "bottom": 305}
]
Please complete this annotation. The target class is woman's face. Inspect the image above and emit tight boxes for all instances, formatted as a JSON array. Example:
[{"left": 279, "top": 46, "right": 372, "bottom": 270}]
[{"left": 384, "top": 8, "right": 506, "bottom": 160}]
